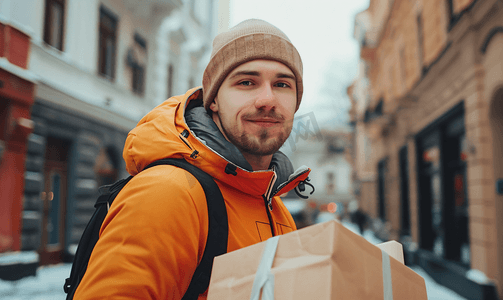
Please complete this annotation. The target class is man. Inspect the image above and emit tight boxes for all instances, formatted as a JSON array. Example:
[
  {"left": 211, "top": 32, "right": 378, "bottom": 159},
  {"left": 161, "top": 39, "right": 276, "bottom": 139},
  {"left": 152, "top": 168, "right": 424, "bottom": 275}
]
[{"left": 75, "top": 19, "right": 311, "bottom": 299}]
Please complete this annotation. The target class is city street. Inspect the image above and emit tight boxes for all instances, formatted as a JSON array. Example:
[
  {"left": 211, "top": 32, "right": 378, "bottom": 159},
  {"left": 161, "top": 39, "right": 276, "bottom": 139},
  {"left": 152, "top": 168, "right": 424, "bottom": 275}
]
[
  {"left": 0, "top": 222, "right": 467, "bottom": 300},
  {"left": 1, "top": 0, "right": 502, "bottom": 299}
]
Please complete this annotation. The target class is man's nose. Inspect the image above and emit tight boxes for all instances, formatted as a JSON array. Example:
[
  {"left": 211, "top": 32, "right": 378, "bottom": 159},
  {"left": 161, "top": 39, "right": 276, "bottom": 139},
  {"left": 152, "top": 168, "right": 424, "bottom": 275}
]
[{"left": 254, "top": 84, "right": 276, "bottom": 110}]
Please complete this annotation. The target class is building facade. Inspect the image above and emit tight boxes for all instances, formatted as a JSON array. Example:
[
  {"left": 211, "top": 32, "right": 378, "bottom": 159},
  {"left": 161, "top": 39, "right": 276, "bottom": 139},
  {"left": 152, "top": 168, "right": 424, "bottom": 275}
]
[
  {"left": 282, "top": 125, "right": 355, "bottom": 215},
  {"left": 0, "top": 0, "right": 229, "bottom": 279},
  {"left": 0, "top": 1, "right": 38, "bottom": 280},
  {"left": 349, "top": 0, "right": 503, "bottom": 298}
]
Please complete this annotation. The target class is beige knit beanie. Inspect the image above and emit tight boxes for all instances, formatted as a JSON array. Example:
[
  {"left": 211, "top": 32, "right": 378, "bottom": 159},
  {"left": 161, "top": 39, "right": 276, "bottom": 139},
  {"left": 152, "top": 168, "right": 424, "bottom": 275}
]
[{"left": 203, "top": 19, "right": 303, "bottom": 111}]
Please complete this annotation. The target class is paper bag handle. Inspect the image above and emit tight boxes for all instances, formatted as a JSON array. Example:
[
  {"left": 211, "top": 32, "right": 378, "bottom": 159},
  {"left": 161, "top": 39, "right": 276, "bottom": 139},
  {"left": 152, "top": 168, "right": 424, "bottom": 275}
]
[{"left": 250, "top": 236, "right": 280, "bottom": 300}]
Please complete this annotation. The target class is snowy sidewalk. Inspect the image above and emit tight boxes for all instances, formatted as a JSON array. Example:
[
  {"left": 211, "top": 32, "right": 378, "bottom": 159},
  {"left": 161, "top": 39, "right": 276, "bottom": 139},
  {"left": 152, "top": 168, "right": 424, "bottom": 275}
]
[
  {"left": 0, "top": 222, "right": 468, "bottom": 299},
  {"left": 342, "top": 221, "right": 467, "bottom": 300},
  {"left": 0, "top": 262, "right": 70, "bottom": 300}
]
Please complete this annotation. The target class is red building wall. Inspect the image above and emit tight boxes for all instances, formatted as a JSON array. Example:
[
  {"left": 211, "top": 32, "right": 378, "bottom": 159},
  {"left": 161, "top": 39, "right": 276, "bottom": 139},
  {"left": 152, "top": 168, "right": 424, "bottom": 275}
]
[{"left": 0, "top": 22, "right": 35, "bottom": 252}]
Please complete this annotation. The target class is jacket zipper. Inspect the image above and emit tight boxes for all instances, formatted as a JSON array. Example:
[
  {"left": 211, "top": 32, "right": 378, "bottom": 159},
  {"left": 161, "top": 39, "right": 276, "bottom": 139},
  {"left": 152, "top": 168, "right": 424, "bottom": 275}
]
[
  {"left": 263, "top": 195, "right": 276, "bottom": 237},
  {"left": 261, "top": 168, "right": 311, "bottom": 237},
  {"left": 263, "top": 171, "right": 277, "bottom": 237}
]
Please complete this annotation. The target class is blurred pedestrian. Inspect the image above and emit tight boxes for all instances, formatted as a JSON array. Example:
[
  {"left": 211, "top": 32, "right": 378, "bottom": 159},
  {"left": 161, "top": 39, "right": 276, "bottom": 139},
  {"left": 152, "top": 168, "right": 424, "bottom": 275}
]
[
  {"left": 74, "top": 19, "right": 312, "bottom": 300},
  {"left": 349, "top": 200, "right": 368, "bottom": 235}
]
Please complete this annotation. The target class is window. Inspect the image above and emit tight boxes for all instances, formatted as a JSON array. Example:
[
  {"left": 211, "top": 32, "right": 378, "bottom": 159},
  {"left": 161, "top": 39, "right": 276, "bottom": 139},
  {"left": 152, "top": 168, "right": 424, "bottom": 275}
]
[
  {"left": 399, "top": 47, "right": 407, "bottom": 92},
  {"left": 399, "top": 146, "right": 410, "bottom": 237},
  {"left": 167, "top": 64, "right": 174, "bottom": 98},
  {"left": 416, "top": 13, "right": 425, "bottom": 70},
  {"left": 98, "top": 6, "right": 118, "bottom": 80},
  {"left": 377, "top": 159, "right": 387, "bottom": 221},
  {"left": 0, "top": 98, "right": 9, "bottom": 141},
  {"left": 131, "top": 33, "right": 147, "bottom": 95},
  {"left": 326, "top": 172, "right": 335, "bottom": 195},
  {"left": 43, "top": 0, "right": 65, "bottom": 50}
]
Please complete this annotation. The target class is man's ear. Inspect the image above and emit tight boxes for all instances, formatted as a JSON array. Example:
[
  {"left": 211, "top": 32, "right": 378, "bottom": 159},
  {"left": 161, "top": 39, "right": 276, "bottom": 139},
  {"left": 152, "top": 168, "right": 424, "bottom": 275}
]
[{"left": 209, "top": 97, "right": 218, "bottom": 113}]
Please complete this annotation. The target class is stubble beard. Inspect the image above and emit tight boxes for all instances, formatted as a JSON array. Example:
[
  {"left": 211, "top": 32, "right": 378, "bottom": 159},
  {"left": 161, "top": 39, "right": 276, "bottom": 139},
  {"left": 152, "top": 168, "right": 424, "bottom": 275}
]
[{"left": 220, "top": 114, "right": 292, "bottom": 156}]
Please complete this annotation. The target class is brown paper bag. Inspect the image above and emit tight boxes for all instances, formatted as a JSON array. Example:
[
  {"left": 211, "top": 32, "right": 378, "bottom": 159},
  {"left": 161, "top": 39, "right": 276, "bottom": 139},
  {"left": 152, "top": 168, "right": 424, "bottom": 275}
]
[{"left": 207, "top": 220, "right": 427, "bottom": 300}]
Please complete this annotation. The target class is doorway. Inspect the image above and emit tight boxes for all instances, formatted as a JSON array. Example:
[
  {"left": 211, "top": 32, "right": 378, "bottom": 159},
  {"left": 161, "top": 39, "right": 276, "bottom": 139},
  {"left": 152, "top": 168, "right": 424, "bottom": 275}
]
[
  {"left": 377, "top": 159, "right": 387, "bottom": 221},
  {"left": 443, "top": 116, "right": 469, "bottom": 265},
  {"left": 489, "top": 87, "right": 503, "bottom": 297},
  {"left": 417, "top": 105, "right": 469, "bottom": 265},
  {"left": 418, "top": 130, "right": 441, "bottom": 254},
  {"left": 39, "top": 136, "right": 70, "bottom": 265},
  {"left": 399, "top": 146, "right": 411, "bottom": 237}
]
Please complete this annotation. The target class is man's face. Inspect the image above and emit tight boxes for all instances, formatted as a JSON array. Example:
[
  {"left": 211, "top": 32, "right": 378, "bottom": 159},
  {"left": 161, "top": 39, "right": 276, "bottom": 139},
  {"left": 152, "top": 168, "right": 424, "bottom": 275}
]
[{"left": 210, "top": 59, "right": 297, "bottom": 156}]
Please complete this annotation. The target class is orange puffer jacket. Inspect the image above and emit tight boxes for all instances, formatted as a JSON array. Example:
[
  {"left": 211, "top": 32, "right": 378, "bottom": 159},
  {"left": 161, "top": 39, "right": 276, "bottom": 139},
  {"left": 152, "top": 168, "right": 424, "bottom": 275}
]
[{"left": 74, "top": 88, "right": 311, "bottom": 299}]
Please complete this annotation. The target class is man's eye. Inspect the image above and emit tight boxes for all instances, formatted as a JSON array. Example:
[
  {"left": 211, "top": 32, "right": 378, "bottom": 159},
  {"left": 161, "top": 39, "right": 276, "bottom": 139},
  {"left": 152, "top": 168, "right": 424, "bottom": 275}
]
[
  {"left": 238, "top": 81, "right": 253, "bottom": 86},
  {"left": 276, "top": 82, "right": 290, "bottom": 88}
]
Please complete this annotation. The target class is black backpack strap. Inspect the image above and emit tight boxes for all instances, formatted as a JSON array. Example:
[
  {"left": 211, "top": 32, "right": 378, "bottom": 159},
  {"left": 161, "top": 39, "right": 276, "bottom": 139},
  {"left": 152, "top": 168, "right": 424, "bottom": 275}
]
[
  {"left": 64, "top": 176, "right": 134, "bottom": 299},
  {"left": 151, "top": 159, "right": 228, "bottom": 300}
]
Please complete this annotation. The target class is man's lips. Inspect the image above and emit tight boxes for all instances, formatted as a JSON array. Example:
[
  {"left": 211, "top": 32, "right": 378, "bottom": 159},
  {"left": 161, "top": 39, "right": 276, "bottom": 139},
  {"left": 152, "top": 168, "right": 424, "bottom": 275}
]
[{"left": 245, "top": 118, "right": 281, "bottom": 128}]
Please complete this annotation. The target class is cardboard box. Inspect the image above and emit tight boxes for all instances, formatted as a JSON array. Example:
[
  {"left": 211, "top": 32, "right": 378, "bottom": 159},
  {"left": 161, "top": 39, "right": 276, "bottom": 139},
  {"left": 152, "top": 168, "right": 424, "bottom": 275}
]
[{"left": 207, "top": 220, "right": 427, "bottom": 300}]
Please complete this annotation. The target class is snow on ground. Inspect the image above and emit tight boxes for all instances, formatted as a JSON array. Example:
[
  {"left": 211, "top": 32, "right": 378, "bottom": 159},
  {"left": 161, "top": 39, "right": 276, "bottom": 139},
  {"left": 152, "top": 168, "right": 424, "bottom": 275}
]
[
  {"left": 0, "top": 221, "right": 467, "bottom": 299},
  {"left": 0, "top": 262, "right": 71, "bottom": 300},
  {"left": 411, "top": 267, "right": 468, "bottom": 300}
]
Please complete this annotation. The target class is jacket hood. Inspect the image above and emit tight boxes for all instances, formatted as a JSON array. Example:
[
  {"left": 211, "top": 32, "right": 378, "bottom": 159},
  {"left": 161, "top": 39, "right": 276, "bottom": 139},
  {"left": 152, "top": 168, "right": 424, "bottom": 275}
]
[{"left": 123, "top": 88, "right": 311, "bottom": 198}]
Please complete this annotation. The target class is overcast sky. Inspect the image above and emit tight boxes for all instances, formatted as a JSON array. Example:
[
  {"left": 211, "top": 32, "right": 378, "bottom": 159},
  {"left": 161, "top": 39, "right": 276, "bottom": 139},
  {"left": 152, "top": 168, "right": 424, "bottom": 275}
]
[{"left": 229, "top": 0, "right": 370, "bottom": 130}]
